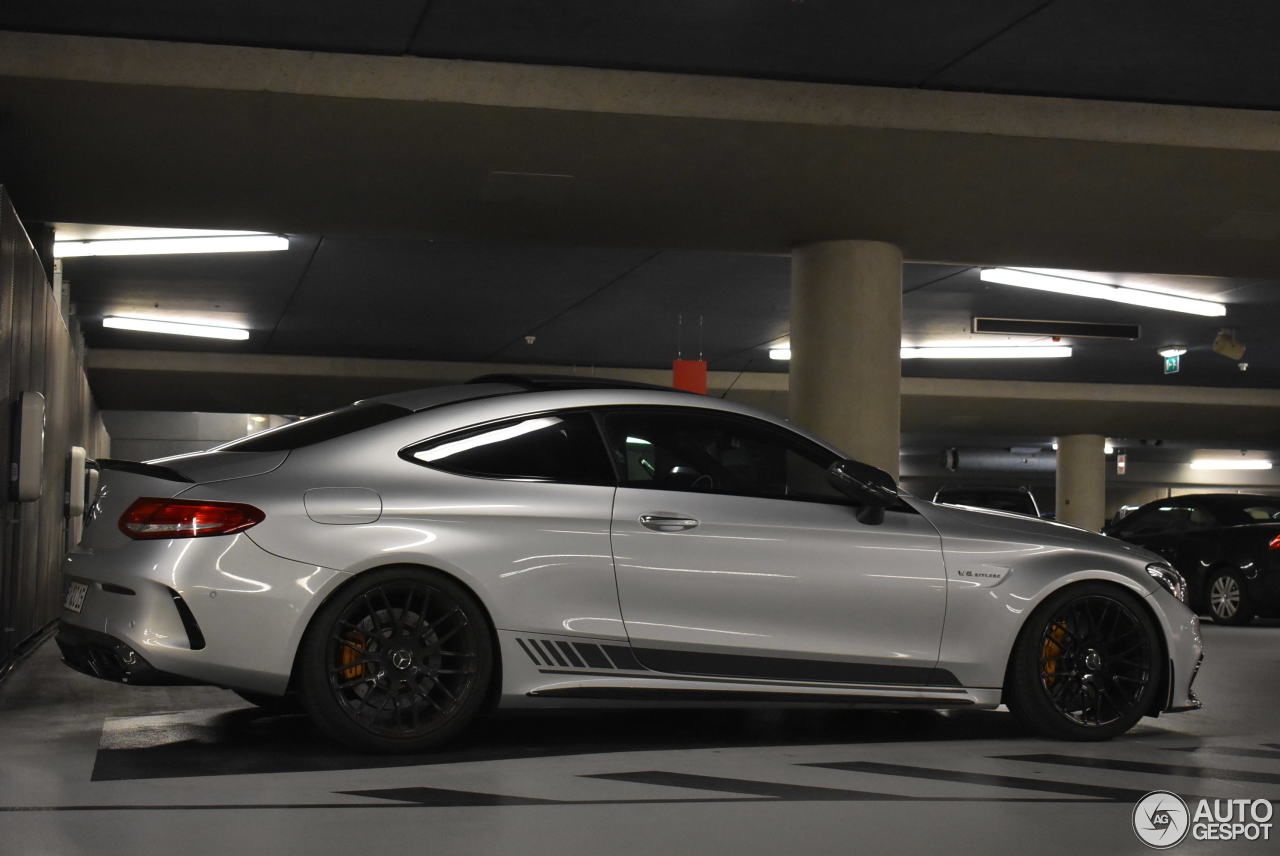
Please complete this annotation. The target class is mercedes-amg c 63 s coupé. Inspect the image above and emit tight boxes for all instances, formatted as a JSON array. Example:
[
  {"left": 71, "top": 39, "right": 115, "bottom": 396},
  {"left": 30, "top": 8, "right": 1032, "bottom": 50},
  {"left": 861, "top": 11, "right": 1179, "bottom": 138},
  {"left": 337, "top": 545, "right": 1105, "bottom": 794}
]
[{"left": 57, "top": 376, "right": 1202, "bottom": 751}]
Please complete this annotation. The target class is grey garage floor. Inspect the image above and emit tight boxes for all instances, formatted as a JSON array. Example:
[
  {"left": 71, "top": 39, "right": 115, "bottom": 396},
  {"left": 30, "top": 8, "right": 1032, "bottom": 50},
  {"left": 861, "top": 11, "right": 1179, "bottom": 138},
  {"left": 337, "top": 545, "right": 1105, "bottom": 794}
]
[{"left": 1, "top": 622, "right": 1277, "bottom": 856}]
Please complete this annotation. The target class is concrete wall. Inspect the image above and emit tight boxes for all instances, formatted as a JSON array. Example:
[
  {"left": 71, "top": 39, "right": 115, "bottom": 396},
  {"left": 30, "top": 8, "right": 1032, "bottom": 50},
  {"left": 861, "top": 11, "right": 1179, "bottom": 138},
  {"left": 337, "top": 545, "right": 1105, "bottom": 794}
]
[
  {"left": 0, "top": 188, "right": 109, "bottom": 669},
  {"left": 101, "top": 411, "right": 290, "bottom": 463}
]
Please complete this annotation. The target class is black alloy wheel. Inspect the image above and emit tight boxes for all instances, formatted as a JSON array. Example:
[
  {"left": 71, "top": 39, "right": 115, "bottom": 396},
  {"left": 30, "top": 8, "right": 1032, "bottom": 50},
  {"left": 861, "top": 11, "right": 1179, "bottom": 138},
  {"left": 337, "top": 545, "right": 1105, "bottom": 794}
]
[
  {"left": 1207, "top": 568, "right": 1254, "bottom": 626},
  {"left": 298, "top": 567, "right": 494, "bottom": 753},
  {"left": 1006, "top": 583, "right": 1161, "bottom": 740}
]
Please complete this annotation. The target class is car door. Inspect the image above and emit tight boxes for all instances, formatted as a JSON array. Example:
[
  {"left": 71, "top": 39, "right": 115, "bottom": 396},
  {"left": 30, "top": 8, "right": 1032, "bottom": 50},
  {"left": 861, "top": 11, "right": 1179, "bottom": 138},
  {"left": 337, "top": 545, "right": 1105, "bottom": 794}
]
[
  {"left": 600, "top": 407, "right": 949, "bottom": 687},
  {"left": 1109, "top": 501, "right": 1214, "bottom": 571}
]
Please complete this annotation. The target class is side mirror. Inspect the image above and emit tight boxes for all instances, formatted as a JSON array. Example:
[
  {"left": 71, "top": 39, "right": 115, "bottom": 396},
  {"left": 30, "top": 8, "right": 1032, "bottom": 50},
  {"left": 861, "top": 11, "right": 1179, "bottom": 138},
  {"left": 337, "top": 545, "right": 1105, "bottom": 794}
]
[{"left": 826, "top": 459, "right": 898, "bottom": 525}]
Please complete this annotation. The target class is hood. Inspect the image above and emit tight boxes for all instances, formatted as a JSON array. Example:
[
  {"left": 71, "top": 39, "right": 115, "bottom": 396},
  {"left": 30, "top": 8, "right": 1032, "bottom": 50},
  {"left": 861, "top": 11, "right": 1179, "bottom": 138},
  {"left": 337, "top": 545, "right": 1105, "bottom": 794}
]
[{"left": 909, "top": 497, "right": 1164, "bottom": 564}]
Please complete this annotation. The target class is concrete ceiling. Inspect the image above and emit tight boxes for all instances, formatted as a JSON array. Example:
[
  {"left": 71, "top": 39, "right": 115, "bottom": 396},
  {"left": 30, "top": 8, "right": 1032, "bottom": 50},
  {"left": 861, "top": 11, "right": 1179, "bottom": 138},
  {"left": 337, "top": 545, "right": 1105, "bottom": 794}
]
[
  {"left": 2, "top": 8, "right": 1279, "bottom": 449},
  {"left": 0, "top": 30, "right": 1279, "bottom": 279},
  {"left": 4, "top": 1, "right": 1279, "bottom": 110},
  {"left": 60, "top": 237, "right": 1280, "bottom": 389}
]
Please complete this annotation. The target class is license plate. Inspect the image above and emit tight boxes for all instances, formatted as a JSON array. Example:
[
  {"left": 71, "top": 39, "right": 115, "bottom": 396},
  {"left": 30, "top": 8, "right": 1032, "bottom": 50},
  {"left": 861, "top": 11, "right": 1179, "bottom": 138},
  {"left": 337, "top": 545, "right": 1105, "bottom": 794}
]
[{"left": 63, "top": 581, "right": 89, "bottom": 614}]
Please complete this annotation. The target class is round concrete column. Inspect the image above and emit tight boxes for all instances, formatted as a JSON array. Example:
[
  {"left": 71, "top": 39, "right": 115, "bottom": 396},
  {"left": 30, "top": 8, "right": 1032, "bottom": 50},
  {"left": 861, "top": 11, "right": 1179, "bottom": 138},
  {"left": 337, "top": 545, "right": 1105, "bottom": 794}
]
[
  {"left": 1056, "top": 434, "right": 1106, "bottom": 530},
  {"left": 789, "top": 240, "right": 902, "bottom": 478}
]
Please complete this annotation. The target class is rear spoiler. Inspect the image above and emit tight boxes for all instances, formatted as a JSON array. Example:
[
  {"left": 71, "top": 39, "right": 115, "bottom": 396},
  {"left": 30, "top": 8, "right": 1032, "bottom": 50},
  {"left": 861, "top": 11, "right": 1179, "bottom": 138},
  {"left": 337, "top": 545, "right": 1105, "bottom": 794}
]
[{"left": 96, "top": 458, "right": 194, "bottom": 483}]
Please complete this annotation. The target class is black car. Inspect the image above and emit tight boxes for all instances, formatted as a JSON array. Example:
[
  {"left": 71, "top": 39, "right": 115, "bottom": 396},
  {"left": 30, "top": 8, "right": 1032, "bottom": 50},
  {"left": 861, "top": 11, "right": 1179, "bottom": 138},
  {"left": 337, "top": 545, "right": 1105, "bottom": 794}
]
[
  {"left": 1103, "top": 493, "right": 1280, "bottom": 625},
  {"left": 933, "top": 485, "right": 1042, "bottom": 518}
]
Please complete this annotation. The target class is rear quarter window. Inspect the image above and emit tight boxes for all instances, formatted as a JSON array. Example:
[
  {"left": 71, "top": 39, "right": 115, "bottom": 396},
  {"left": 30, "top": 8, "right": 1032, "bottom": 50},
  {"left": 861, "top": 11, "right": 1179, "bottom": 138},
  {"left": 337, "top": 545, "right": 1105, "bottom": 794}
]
[{"left": 403, "top": 411, "right": 614, "bottom": 484}]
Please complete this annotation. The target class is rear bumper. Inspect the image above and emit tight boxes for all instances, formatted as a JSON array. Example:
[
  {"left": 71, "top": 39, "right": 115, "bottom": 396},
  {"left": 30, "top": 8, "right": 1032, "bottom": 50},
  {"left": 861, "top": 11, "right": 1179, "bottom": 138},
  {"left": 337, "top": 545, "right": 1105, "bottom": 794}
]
[
  {"left": 61, "top": 534, "right": 348, "bottom": 694},
  {"left": 55, "top": 623, "right": 203, "bottom": 686}
]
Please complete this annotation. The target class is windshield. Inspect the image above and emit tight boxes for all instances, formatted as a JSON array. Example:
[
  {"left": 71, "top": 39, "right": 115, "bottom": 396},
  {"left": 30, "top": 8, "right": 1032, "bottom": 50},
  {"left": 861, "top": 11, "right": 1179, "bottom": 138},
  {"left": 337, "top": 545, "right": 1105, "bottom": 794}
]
[{"left": 936, "top": 489, "right": 1037, "bottom": 516}]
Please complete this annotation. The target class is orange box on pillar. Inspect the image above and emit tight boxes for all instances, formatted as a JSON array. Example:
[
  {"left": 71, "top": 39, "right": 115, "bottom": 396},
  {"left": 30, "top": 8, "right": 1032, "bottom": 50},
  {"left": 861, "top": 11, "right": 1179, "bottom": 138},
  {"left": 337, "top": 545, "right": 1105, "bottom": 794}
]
[{"left": 672, "top": 359, "right": 708, "bottom": 394}]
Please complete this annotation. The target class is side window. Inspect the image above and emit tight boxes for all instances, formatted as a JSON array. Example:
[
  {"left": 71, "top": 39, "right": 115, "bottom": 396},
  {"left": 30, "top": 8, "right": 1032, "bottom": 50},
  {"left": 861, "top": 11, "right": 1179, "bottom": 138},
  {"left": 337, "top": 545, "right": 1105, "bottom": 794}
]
[
  {"left": 600, "top": 408, "right": 845, "bottom": 503},
  {"left": 1119, "top": 504, "right": 1204, "bottom": 537},
  {"left": 405, "top": 412, "right": 613, "bottom": 484}
]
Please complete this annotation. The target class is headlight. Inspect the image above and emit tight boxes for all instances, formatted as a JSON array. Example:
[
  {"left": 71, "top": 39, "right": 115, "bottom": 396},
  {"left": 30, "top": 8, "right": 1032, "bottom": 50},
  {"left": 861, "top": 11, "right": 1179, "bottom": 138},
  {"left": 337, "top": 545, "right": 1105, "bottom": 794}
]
[{"left": 1147, "top": 563, "right": 1187, "bottom": 602}]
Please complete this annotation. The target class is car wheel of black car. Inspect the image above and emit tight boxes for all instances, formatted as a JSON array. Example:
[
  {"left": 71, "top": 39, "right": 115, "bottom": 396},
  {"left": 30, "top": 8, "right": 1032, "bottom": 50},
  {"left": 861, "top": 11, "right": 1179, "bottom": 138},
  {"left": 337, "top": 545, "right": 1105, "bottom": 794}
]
[
  {"left": 1207, "top": 568, "right": 1254, "bottom": 626},
  {"left": 1005, "top": 582, "right": 1161, "bottom": 741},
  {"left": 297, "top": 566, "right": 494, "bottom": 753}
]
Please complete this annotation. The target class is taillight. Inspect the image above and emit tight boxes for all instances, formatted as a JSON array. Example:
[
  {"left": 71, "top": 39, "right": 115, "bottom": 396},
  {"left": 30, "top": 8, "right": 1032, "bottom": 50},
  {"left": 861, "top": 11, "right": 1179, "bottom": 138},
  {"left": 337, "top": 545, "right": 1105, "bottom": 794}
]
[
  {"left": 1270, "top": 534, "right": 1280, "bottom": 551},
  {"left": 119, "top": 498, "right": 264, "bottom": 540}
]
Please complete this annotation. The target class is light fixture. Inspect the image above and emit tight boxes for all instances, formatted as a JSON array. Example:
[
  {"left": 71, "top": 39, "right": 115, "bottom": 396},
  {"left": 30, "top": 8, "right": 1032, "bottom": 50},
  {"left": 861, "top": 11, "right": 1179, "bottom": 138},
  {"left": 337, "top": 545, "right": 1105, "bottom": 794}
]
[
  {"left": 1190, "top": 459, "right": 1272, "bottom": 471},
  {"left": 54, "top": 234, "right": 288, "bottom": 258},
  {"left": 769, "top": 345, "right": 1071, "bottom": 360},
  {"left": 1051, "top": 441, "right": 1115, "bottom": 454},
  {"left": 900, "top": 345, "right": 1072, "bottom": 359},
  {"left": 979, "top": 268, "right": 1226, "bottom": 317},
  {"left": 251, "top": 415, "right": 267, "bottom": 423},
  {"left": 103, "top": 315, "right": 250, "bottom": 341},
  {"left": 1157, "top": 346, "right": 1187, "bottom": 358}
]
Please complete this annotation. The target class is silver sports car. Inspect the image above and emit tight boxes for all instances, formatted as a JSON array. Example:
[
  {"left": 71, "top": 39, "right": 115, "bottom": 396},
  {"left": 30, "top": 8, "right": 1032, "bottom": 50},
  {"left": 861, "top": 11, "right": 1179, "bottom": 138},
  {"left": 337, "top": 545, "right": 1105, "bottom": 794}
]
[{"left": 58, "top": 376, "right": 1202, "bottom": 752}]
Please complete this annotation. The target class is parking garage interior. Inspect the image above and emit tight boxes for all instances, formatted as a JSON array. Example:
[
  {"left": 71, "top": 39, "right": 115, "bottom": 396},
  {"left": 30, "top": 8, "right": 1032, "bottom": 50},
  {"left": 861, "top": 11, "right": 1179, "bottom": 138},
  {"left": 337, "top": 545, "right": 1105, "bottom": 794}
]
[{"left": 1, "top": 3, "right": 1279, "bottom": 854}]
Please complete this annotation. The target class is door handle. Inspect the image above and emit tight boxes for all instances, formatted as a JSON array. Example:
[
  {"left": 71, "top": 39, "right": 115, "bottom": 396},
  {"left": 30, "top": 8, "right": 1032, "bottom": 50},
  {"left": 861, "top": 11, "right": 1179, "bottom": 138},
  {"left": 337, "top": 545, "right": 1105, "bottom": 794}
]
[{"left": 639, "top": 513, "right": 699, "bottom": 532}]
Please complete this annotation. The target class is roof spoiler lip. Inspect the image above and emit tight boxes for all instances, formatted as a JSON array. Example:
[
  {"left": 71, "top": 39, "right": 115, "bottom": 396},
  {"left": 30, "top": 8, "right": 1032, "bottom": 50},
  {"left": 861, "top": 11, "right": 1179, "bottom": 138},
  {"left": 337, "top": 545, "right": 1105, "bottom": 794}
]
[
  {"left": 467, "top": 372, "right": 690, "bottom": 393},
  {"left": 95, "top": 458, "right": 195, "bottom": 483}
]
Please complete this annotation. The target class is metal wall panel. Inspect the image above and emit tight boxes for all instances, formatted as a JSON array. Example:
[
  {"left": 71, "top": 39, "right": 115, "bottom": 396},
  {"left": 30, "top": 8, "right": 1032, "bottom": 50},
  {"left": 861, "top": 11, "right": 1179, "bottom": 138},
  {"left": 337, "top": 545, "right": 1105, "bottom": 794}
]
[{"left": 0, "top": 187, "right": 108, "bottom": 668}]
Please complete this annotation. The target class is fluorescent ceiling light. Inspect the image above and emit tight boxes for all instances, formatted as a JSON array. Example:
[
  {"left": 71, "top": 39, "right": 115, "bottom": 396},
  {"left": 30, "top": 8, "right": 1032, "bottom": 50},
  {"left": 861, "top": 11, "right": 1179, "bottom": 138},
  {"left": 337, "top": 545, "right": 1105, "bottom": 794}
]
[
  {"left": 1190, "top": 459, "right": 1272, "bottom": 470},
  {"left": 54, "top": 234, "right": 288, "bottom": 258},
  {"left": 1157, "top": 346, "right": 1187, "bottom": 358},
  {"left": 103, "top": 315, "right": 250, "bottom": 341},
  {"left": 1051, "top": 441, "right": 1115, "bottom": 454},
  {"left": 771, "top": 345, "right": 1071, "bottom": 361},
  {"left": 980, "top": 268, "right": 1226, "bottom": 317},
  {"left": 900, "top": 345, "right": 1072, "bottom": 359}
]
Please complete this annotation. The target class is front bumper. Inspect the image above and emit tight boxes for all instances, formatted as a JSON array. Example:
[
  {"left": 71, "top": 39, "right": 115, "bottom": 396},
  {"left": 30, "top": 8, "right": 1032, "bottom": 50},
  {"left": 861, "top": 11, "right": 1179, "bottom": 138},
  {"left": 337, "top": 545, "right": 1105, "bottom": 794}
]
[{"left": 1156, "top": 600, "right": 1203, "bottom": 714}]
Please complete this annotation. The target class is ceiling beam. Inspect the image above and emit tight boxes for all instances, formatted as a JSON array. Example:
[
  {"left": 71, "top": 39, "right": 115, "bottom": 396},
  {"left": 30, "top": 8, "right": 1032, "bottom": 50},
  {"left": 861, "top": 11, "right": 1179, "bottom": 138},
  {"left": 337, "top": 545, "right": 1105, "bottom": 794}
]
[
  {"left": 2, "top": 31, "right": 1277, "bottom": 154},
  {"left": 4, "top": 32, "right": 1280, "bottom": 277},
  {"left": 86, "top": 349, "right": 1280, "bottom": 447}
]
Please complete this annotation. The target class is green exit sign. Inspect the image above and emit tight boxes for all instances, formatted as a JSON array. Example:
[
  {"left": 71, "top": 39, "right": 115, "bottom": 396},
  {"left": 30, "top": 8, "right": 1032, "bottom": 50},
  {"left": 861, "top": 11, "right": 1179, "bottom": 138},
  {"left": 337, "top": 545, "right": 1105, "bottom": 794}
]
[{"left": 1164, "top": 354, "right": 1181, "bottom": 374}]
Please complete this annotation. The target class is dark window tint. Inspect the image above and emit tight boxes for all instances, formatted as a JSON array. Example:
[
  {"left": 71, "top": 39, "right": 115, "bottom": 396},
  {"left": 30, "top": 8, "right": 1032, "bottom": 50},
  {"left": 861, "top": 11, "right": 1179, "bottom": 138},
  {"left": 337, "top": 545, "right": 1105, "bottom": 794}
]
[
  {"left": 407, "top": 412, "right": 613, "bottom": 484},
  {"left": 934, "top": 489, "right": 1037, "bottom": 516},
  {"left": 1206, "top": 497, "right": 1280, "bottom": 525},
  {"left": 600, "top": 408, "right": 845, "bottom": 502},
  {"left": 1116, "top": 503, "right": 1214, "bottom": 537},
  {"left": 219, "top": 403, "right": 410, "bottom": 452},
  {"left": 1240, "top": 504, "right": 1280, "bottom": 522}
]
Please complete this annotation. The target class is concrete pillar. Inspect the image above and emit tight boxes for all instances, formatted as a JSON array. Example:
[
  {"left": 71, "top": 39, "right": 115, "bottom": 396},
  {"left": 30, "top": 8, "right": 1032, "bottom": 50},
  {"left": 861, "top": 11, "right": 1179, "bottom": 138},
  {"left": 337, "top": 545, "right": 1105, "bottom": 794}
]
[
  {"left": 789, "top": 240, "right": 902, "bottom": 478},
  {"left": 1056, "top": 434, "right": 1106, "bottom": 530}
]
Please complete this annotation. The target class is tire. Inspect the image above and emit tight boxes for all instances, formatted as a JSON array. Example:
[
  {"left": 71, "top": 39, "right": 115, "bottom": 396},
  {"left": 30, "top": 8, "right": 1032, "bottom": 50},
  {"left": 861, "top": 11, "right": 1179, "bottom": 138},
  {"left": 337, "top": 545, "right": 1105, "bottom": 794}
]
[
  {"left": 1206, "top": 568, "right": 1254, "bottom": 626},
  {"left": 1005, "top": 582, "right": 1162, "bottom": 741},
  {"left": 233, "top": 689, "right": 303, "bottom": 716},
  {"left": 296, "top": 566, "right": 494, "bottom": 753}
]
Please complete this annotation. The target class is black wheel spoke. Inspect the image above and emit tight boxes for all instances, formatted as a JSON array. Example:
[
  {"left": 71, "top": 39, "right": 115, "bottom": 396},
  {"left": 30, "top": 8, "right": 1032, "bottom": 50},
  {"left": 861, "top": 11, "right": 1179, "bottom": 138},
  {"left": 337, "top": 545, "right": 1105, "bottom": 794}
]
[
  {"left": 323, "top": 579, "right": 483, "bottom": 742},
  {"left": 1035, "top": 593, "right": 1152, "bottom": 730}
]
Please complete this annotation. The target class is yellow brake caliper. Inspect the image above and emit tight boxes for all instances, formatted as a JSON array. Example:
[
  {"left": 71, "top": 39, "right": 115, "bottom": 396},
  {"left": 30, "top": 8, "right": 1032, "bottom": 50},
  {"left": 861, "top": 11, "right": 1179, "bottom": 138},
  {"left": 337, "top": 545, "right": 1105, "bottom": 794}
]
[
  {"left": 1042, "top": 622, "right": 1068, "bottom": 686},
  {"left": 340, "top": 632, "right": 366, "bottom": 680}
]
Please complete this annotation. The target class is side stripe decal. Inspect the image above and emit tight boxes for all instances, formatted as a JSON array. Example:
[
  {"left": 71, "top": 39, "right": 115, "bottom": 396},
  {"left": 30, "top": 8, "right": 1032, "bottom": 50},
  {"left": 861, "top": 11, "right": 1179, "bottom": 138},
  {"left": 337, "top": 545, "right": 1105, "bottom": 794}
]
[{"left": 514, "top": 636, "right": 961, "bottom": 689}]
